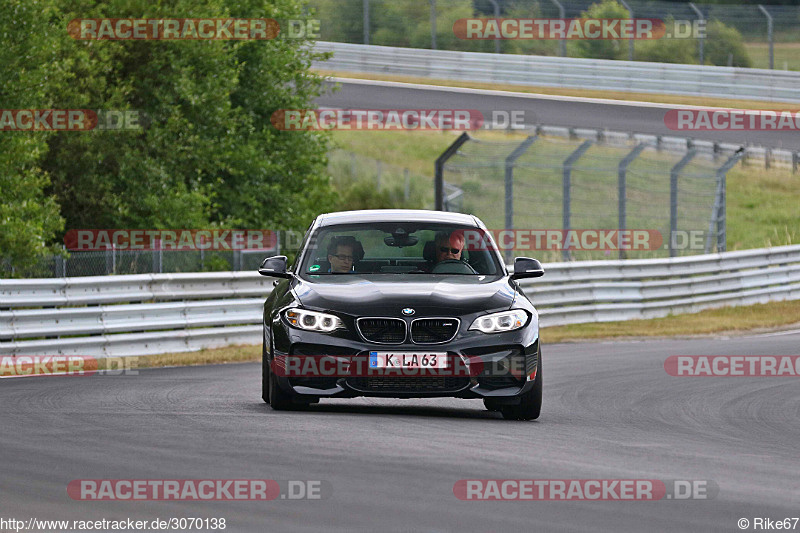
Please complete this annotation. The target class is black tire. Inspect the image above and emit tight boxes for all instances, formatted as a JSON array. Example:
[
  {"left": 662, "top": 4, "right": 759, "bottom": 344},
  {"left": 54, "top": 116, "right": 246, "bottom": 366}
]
[
  {"left": 501, "top": 359, "right": 542, "bottom": 421},
  {"left": 262, "top": 331, "right": 295, "bottom": 410},
  {"left": 262, "top": 335, "right": 270, "bottom": 404},
  {"left": 268, "top": 363, "right": 295, "bottom": 411},
  {"left": 483, "top": 399, "right": 501, "bottom": 412}
]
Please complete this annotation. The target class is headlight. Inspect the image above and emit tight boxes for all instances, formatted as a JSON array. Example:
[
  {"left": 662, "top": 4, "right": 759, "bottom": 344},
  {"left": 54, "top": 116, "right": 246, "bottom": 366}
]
[
  {"left": 469, "top": 310, "right": 528, "bottom": 334},
  {"left": 284, "top": 309, "right": 344, "bottom": 333}
]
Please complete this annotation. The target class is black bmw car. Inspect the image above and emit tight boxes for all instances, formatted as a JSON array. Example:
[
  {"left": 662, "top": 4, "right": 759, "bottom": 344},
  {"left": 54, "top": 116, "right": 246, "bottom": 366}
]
[{"left": 259, "top": 209, "right": 545, "bottom": 420}]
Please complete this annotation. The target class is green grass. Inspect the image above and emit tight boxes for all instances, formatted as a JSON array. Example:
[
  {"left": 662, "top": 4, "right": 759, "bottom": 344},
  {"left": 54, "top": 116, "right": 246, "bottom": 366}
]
[
  {"left": 330, "top": 130, "right": 800, "bottom": 257},
  {"left": 744, "top": 42, "right": 800, "bottom": 71}
]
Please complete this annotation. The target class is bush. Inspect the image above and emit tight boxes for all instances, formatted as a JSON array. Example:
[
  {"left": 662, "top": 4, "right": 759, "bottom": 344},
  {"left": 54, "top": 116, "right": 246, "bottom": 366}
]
[
  {"left": 706, "top": 20, "right": 752, "bottom": 67},
  {"left": 567, "top": 0, "right": 630, "bottom": 60}
]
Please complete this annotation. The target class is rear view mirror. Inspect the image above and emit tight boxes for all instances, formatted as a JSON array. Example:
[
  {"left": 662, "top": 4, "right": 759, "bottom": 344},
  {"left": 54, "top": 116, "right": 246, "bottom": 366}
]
[
  {"left": 258, "top": 256, "right": 292, "bottom": 279},
  {"left": 510, "top": 257, "right": 544, "bottom": 280}
]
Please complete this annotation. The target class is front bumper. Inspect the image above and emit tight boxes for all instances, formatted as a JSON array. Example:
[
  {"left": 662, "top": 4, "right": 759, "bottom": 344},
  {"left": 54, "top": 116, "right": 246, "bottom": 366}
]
[{"left": 270, "top": 331, "right": 540, "bottom": 401}]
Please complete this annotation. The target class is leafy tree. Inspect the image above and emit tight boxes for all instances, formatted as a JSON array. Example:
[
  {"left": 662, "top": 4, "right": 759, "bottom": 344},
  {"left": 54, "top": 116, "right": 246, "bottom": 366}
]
[
  {"left": 568, "top": 0, "right": 630, "bottom": 60},
  {"left": 42, "top": 0, "right": 336, "bottom": 235},
  {"left": 0, "top": 0, "right": 66, "bottom": 275}
]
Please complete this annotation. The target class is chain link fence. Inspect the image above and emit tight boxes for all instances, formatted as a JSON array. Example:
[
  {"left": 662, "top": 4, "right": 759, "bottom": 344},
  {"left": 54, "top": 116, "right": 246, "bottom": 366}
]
[
  {"left": 308, "top": 0, "right": 800, "bottom": 70},
  {"left": 438, "top": 130, "right": 740, "bottom": 262},
  {"left": 0, "top": 150, "right": 457, "bottom": 278},
  {"left": 0, "top": 249, "right": 276, "bottom": 279}
]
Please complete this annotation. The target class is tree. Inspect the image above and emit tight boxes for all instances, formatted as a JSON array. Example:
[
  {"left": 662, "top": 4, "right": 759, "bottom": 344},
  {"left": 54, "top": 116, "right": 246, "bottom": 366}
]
[
  {"left": 0, "top": 0, "right": 66, "bottom": 275},
  {"left": 41, "top": 0, "right": 336, "bottom": 234},
  {"left": 568, "top": 0, "right": 630, "bottom": 60}
]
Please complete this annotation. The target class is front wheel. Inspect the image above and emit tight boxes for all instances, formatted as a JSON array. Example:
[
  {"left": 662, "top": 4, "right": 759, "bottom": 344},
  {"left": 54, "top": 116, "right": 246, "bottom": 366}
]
[
  {"left": 501, "top": 359, "right": 542, "bottom": 421},
  {"left": 268, "top": 363, "right": 295, "bottom": 410},
  {"left": 262, "top": 332, "right": 294, "bottom": 410}
]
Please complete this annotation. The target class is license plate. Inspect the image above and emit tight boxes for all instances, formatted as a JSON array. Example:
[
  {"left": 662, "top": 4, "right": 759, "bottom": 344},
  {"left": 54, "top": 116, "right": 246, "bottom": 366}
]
[{"left": 369, "top": 352, "right": 448, "bottom": 369}]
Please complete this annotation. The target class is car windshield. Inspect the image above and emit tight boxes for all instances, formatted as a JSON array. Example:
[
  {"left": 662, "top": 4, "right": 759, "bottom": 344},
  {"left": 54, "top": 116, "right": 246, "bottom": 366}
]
[{"left": 298, "top": 223, "right": 503, "bottom": 276}]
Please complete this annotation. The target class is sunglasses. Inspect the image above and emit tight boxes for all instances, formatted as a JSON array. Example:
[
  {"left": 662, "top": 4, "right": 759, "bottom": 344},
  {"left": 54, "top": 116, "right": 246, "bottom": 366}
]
[
  {"left": 331, "top": 254, "right": 354, "bottom": 261},
  {"left": 439, "top": 247, "right": 462, "bottom": 254}
]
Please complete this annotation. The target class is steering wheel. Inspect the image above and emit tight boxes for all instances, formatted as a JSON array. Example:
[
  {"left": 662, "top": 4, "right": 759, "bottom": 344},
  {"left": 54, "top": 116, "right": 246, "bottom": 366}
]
[{"left": 431, "top": 259, "right": 478, "bottom": 274}]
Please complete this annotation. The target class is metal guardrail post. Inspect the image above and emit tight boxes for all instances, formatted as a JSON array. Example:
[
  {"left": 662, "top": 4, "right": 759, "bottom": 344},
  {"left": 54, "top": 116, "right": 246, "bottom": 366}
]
[
  {"left": 618, "top": 143, "right": 646, "bottom": 259},
  {"left": 709, "top": 149, "right": 743, "bottom": 253},
  {"left": 504, "top": 136, "right": 537, "bottom": 262},
  {"left": 549, "top": 0, "right": 566, "bottom": 57},
  {"left": 619, "top": 0, "right": 634, "bottom": 61},
  {"left": 670, "top": 150, "right": 697, "bottom": 257},
  {"left": 429, "top": 0, "right": 437, "bottom": 50},
  {"left": 562, "top": 140, "right": 593, "bottom": 261},
  {"left": 688, "top": 3, "right": 704, "bottom": 65},
  {"left": 363, "top": 0, "right": 370, "bottom": 45},
  {"left": 758, "top": 5, "right": 774, "bottom": 70},
  {"left": 487, "top": 0, "right": 501, "bottom": 54},
  {"left": 435, "top": 132, "right": 470, "bottom": 211}
]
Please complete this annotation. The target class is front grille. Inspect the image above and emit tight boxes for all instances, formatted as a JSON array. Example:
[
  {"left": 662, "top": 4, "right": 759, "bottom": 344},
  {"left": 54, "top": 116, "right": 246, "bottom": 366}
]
[
  {"left": 347, "top": 376, "right": 468, "bottom": 392},
  {"left": 356, "top": 318, "right": 406, "bottom": 344},
  {"left": 411, "top": 318, "right": 459, "bottom": 343}
]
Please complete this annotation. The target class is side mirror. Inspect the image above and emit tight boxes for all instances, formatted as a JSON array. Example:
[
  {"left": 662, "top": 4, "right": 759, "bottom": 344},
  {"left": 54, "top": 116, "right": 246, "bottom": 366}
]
[
  {"left": 258, "top": 255, "right": 292, "bottom": 279},
  {"left": 510, "top": 257, "right": 544, "bottom": 280}
]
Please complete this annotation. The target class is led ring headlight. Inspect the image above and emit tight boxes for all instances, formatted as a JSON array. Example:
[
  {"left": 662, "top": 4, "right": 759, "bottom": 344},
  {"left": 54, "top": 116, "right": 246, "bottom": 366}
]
[
  {"left": 469, "top": 310, "right": 528, "bottom": 334},
  {"left": 285, "top": 309, "right": 344, "bottom": 332}
]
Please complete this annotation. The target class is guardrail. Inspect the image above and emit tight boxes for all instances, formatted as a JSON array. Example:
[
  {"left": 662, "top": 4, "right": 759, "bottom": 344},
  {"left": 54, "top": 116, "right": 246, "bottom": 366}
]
[
  {"left": 2, "top": 244, "right": 799, "bottom": 356},
  {"left": 314, "top": 41, "right": 800, "bottom": 103}
]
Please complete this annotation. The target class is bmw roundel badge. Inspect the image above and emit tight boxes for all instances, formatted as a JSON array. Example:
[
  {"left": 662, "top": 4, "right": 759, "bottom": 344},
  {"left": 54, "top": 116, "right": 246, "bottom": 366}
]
[{"left": 402, "top": 308, "right": 415, "bottom": 316}]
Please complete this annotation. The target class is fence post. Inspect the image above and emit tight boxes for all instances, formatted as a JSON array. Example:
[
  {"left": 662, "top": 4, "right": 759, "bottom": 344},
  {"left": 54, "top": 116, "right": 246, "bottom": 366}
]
[
  {"left": 105, "top": 246, "right": 113, "bottom": 275},
  {"left": 619, "top": 0, "right": 634, "bottom": 61},
  {"left": 56, "top": 249, "right": 66, "bottom": 278},
  {"left": 618, "top": 143, "right": 646, "bottom": 259},
  {"left": 548, "top": 0, "right": 566, "bottom": 57},
  {"left": 669, "top": 150, "right": 697, "bottom": 257},
  {"left": 562, "top": 140, "right": 593, "bottom": 261},
  {"left": 363, "top": 0, "right": 370, "bottom": 45},
  {"left": 504, "top": 136, "right": 538, "bottom": 262},
  {"left": 435, "top": 132, "right": 470, "bottom": 211},
  {"left": 705, "top": 149, "right": 743, "bottom": 253},
  {"left": 429, "top": 0, "right": 437, "bottom": 50},
  {"left": 688, "top": 3, "right": 704, "bottom": 65},
  {"left": 487, "top": 0, "right": 501, "bottom": 54},
  {"left": 758, "top": 5, "right": 774, "bottom": 70}
]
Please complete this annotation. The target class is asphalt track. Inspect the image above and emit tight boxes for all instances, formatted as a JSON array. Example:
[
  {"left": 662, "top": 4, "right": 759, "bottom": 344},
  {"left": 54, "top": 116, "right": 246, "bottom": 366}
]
[
  {"left": 316, "top": 79, "right": 800, "bottom": 151},
  {"left": 2, "top": 330, "right": 799, "bottom": 532}
]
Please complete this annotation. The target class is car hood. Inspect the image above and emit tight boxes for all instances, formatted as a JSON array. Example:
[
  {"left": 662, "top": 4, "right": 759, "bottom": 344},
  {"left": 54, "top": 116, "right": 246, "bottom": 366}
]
[{"left": 292, "top": 275, "right": 517, "bottom": 316}]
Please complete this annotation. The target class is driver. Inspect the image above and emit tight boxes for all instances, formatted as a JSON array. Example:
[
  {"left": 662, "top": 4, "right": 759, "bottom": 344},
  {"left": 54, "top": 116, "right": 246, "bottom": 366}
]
[
  {"left": 434, "top": 230, "right": 465, "bottom": 263},
  {"left": 327, "top": 236, "right": 364, "bottom": 273}
]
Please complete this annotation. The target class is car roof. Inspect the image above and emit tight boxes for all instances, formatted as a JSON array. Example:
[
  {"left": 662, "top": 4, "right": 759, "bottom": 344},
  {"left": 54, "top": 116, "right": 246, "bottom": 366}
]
[{"left": 316, "top": 209, "right": 480, "bottom": 227}]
